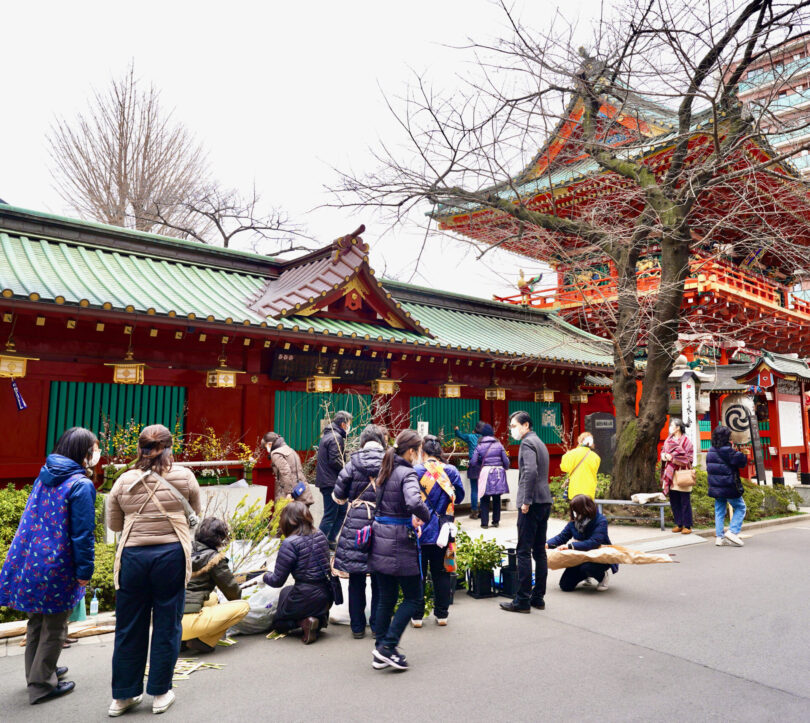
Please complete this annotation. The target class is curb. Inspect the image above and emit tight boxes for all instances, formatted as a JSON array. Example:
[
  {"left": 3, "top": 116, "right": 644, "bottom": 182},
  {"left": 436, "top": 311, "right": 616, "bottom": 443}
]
[{"left": 692, "top": 512, "right": 809, "bottom": 539}]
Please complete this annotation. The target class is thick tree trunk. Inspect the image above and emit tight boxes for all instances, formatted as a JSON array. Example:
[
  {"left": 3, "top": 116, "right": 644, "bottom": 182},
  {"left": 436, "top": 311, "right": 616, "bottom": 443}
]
[{"left": 610, "top": 222, "right": 691, "bottom": 497}]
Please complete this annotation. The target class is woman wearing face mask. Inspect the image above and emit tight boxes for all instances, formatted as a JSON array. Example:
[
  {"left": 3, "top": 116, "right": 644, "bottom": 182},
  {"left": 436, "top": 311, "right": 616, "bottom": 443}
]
[
  {"left": 262, "top": 432, "right": 314, "bottom": 506},
  {"left": 546, "top": 494, "right": 617, "bottom": 592},
  {"left": 0, "top": 427, "right": 98, "bottom": 705},
  {"left": 368, "top": 429, "right": 431, "bottom": 671},
  {"left": 660, "top": 418, "right": 695, "bottom": 534},
  {"left": 559, "top": 432, "right": 601, "bottom": 500}
]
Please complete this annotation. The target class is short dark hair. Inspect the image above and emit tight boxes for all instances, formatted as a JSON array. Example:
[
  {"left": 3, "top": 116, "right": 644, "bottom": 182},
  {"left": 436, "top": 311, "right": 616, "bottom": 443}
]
[
  {"left": 473, "top": 420, "right": 487, "bottom": 435},
  {"left": 333, "top": 411, "right": 353, "bottom": 427},
  {"left": 196, "top": 517, "right": 230, "bottom": 549},
  {"left": 359, "top": 424, "right": 387, "bottom": 447},
  {"left": 711, "top": 425, "right": 732, "bottom": 449},
  {"left": 421, "top": 435, "right": 445, "bottom": 461},
  {"left": 510, "top": 411, "right": 533, "bottom": 429},
  {"left": 279, "top": 501, "right": 316, "bottom": 537},
  {"left": 569, "top": 494, "right": 598, "bottom": 521},
  {"left": 478, "top": 423, "right": 494, "bottom": 437},
  {"left": 53, "top": 427, "right": 98, "bottom": 469}
]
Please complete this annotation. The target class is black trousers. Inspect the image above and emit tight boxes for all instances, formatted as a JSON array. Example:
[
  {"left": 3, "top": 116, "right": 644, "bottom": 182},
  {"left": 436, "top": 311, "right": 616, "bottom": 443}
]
[
  {"left": 112, "top": 542, "right": 186, "bottom": 699},
  {"left": 413, "top": 544, "right": 452, "bottom": 620},
  {"left": 480, "top": 495, "right": 501, "bottom": 526},
  {"left": 272, "top": 581, "right": 331, "bottom": 632},
  {"left": 25, "top": 610, "right": 71, "bottom": 703},
  {"left": 375, "top": 573, "right": 421, "bottom": 650},
  {"left": 559, "top": 562, "right": 610, "bottom": 591},
  {"left": 514, "top": 503, "right": 551, "bottom": 607},
  {"left": 348, "top": 572, "right": 379, "bottom": 634},
  {"left": 669, "top": 490, "right": 693, "bottom": 528}
]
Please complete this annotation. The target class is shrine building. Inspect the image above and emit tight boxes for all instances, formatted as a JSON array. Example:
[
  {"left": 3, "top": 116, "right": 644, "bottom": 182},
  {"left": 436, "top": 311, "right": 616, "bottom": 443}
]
[{"left": 0, "top": 204, "right": 614, "bottom": 495}]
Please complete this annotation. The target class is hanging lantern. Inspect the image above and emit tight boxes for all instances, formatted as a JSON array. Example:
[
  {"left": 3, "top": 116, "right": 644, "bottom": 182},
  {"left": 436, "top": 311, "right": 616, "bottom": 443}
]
[
  {"left": 534, "top": 389, "right": 555, "bottom": 403},
  {"left": 105, "top": 349, "right": 145, "bottom": 385},
  {"left": 206, "top": 355, "right": 245, "bottom": 388},
  {"left": 571, "top": 391, "right": 589, "bottom": 404},
  {"left": 371, "top": 368, "right": 400, "bottom": 395},
  {"left": 0, "top": 340, "right": 38, "bottom": 379},
  {"left": 439, "top": 373, "right": 464, "bottom": 399},
  {"left": 485, "top": 378, "right": 508, "bottom": 401},
  {"left": 306, "top": 364, "right": 337, "bottom": 393}
]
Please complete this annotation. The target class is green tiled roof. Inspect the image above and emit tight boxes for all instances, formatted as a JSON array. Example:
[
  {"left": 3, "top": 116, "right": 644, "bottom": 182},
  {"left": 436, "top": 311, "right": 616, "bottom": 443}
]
[{"left": 0, "top": 212, "right": 613, "bottom": 368}]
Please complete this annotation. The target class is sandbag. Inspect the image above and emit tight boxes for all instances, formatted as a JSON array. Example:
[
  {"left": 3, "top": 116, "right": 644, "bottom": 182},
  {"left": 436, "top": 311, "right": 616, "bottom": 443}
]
[
  {"left": 227, "top": 584, "right": 281, "bottom": 635},
  {"left": 548, "top": 544, "right": 675, "bottom": 570}
]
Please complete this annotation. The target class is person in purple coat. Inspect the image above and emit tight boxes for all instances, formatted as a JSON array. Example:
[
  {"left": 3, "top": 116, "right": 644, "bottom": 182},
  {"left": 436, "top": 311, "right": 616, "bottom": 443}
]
[
  {"left": 368, "top": 429, "right": 430, "bottom": 672},
  {"left": 470, "top": 425, "right": 510, "bottom": 528}
]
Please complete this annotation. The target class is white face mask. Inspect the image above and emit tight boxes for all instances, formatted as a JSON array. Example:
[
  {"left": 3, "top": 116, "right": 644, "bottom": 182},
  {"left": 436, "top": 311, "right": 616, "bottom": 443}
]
[
  {"left": 266, "top": 445, "right": 272, "bottom": 454},
  {"left": 89, "top": 449, "right": 101, "bottom": 468},
  {"left": 510, "top": 425, "right": 523, "bottom": 441}
]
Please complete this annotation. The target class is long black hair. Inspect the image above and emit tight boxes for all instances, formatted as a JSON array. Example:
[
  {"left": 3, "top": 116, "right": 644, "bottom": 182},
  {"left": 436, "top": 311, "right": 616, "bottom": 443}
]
[
  {"left": 378, "top": 429, "right": 422, "bottom": 486},
  {"left": 53, "top": 427, "right": 98, "bottom": 471}
]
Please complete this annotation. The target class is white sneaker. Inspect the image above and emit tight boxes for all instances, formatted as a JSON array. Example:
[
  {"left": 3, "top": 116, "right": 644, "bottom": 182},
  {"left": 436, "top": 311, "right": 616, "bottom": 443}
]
[
  {"left": 435, "top": 616, "right": 448, "bottom": 626},
  {"left": 724, "top": 531, "right": 744, "bottom": 547},
  {"left": 410, "top": 618, "right": 423, "bottom": 628},
  {"left": 715, "top": 536, "right": 727, "bottom": 546},
  {"left": 596, "top": 569, "right": 611, "bottom": 591},
  {"left": 108, "top": 695, "right": 143, "bottom": 717},
  {"left": 152, "top": 690, "right": 175, "bottom": 714},
  {"left": 579, "top": 577, "right": 597, "bottom": 588}
]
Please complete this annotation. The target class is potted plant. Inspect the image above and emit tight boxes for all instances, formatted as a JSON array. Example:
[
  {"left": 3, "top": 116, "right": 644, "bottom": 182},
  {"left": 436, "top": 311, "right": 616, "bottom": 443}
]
[{"left": 456, "top": 530, "right": 504, "bottom": 599}]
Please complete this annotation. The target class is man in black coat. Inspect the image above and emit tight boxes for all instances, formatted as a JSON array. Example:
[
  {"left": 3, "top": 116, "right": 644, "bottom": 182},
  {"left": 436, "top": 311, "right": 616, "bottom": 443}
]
[
  {"left": 316, "top": 410, "right": 352, "bottom": 547},
  {"left": 501, "top": 410, "right": 551, "bottom": 614}
]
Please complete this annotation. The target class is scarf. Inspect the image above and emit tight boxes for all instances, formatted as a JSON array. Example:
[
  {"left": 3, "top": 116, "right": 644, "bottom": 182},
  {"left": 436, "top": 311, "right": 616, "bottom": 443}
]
[
  {"left": 573, "top": 515, "right": 592, "bottom": 535},
  {"left": 420, "top": 458, "right": 456, "bottom": 517}
]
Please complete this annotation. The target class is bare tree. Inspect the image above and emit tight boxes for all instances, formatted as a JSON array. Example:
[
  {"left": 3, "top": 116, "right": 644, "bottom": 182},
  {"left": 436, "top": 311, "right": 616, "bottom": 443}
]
[
  {"left": 48, "top": 63, "right": 208, "bottom": 235},
  {"left": 333, "top": 0, "right": 810, "bottom": 495},
  {"left": 145, "top": 182, "right": 315, "bottom": 253}
]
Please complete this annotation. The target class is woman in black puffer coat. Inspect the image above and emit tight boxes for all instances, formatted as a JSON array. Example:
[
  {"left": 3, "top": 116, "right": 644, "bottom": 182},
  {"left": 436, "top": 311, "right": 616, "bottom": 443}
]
[
  {"left": 263, "top": 502, "right": 332, "bottom": 644},
  {"left": 333, "top": 424, "right": 387, "bottom": 639},
  {"left": 368, "top": 429, "right": 430, "bottom": 672},
  {"left": 706, "top": 425, "right": 748, "bottom": 548}
]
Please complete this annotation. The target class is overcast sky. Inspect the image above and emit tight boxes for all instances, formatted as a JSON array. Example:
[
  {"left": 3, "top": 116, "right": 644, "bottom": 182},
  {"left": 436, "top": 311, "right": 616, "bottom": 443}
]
[{"left": 1, "top": 0, "right": 601, "bottom": 300}]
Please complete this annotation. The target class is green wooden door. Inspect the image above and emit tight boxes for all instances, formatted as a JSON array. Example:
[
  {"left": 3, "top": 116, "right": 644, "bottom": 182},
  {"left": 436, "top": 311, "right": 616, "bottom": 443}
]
[
  {"left": 409, "top": 397, "right": 480, "bottom": 438},
  {"left": 273, "top": 391, "right": 373, "bottom": 451},
  {"left": 46, "top": 382, "right": 186, "bottom": 453},
  {"left": 508, "top": 401, "right": 562, "bottom": 444}
]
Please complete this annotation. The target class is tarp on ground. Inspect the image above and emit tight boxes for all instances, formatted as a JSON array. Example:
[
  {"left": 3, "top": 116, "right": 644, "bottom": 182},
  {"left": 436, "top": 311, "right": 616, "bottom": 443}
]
[{"left": 547, "top": 545, "right": 676, "bottom": 570}]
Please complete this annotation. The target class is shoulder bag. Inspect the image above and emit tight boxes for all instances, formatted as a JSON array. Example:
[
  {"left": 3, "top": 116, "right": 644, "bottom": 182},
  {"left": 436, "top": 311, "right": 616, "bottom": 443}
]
[
  {"left": 671, "top": 436, "right": 697, "bottom": 492},
  {"left": 560, "top": 448, "right": 593, "bottom": 499}
]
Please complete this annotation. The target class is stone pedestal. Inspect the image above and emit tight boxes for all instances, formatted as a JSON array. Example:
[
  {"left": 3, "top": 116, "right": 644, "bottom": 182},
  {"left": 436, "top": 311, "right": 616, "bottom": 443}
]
[{"left": 794, "top": 485, "right": 810, "bottom": 505}]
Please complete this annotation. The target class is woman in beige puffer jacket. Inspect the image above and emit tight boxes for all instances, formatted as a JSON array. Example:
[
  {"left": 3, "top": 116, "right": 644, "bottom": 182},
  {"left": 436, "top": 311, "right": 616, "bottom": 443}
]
[
  {"left": 263, "top": 432, "right": 314, "bottom": 506},
  {"left": 105, "top": 424, "right": 201, "bottom": 716}
]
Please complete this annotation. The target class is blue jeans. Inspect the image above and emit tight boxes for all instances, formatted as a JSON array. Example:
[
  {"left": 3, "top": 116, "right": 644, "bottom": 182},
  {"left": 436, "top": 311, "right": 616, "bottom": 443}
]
[
  {"left": 112, "top": 543, "right": 186, "bottom": 698},
  {"left": 715, "top": 496, "right": 747, "bottom": 536},
  {"left": 348, "top": 572, "right": 379, "bottom": 634},
  {"left": 374, "top": 573, "right": 421, "bottom": 650},
  {"left": 318, "top": 487, "right": 347, "bottom": 544}
]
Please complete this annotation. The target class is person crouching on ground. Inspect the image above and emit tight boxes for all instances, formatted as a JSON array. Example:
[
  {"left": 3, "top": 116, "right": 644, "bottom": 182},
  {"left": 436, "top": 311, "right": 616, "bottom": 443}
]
[
  {"left": 181, "top": 517, "right": 250, "bottom": 652},
  {"left": 369, "top": 429, "right": 431, "bottom": 671},
  {"left": 0, "top": 426, "right": 98, "bottom": 705},
  {"left": 706, "top": 425, "right": 748, "bottom": 547},
  {"left": 263, "top": 502, "right": 332, "bottom": 644},
  {"left": 546, "top": 494, "right": 617, "bottom": 592},
  {"left": 332, "top": 424, "right": 388, "bottom": 639},
  {"left": 411, "top": 435, "right": 464, "bottom": 628}
]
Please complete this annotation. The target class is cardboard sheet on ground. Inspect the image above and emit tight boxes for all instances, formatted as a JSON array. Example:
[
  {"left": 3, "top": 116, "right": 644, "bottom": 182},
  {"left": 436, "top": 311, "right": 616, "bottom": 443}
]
[{"left": 547, "top": 545, "right": 675, "bottom": 570}]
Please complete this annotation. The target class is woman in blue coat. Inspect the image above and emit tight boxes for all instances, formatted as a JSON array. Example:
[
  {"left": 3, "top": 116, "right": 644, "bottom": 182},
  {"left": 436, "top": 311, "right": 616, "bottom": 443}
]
[
  {"left": 706, "top": 425, "right": 748, "bottom": 547},
  {"left": 0, "top": 427, "right": 98, "bottom": 704},
  {"left": 546, "top": 494, "right": 617, "bottom": 592},
  {"left": 411, "top": 435, "right": 464, "bottom": 627},
  {"left": 368, "top": 429, "right": 430, "bottom": 671}
]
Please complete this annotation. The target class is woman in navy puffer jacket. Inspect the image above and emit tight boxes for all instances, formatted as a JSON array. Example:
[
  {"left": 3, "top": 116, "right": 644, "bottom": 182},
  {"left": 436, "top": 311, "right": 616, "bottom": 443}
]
[
  {"left": 332, "top": 424, "right": 387, "bottom": 638},
  {"left": 546, "top": 494, "right": 617, "bottom": 592},
  {"left": 264, "top": 502, "right": 332, "bottom": 644},
  {"left": 368, "top": 429, "right": 430, "bottom": 672},
  {"left": 706, "top": 425, "right": 748, "bottom": 547}
]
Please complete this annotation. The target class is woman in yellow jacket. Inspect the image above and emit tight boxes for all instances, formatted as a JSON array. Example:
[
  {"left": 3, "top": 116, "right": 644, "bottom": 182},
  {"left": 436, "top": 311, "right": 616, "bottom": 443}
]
[{"left": 559, "top": 433, "right": 601, "bottom": 499}]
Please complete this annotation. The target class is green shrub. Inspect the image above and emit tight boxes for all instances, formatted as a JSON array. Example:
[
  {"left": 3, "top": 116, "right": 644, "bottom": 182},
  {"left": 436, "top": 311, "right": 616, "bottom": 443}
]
[
  {"left": 0, "top": 484, "right": 31, "bottom": 545},
  {"left": 549, "top": 473, "right": 611, "bottom": 518},
  {"left": 86, "top": 543, "right": 116, "bottom": 612},
  {"left": 455, "top": 528, "right": 505, "bottom": 574}
]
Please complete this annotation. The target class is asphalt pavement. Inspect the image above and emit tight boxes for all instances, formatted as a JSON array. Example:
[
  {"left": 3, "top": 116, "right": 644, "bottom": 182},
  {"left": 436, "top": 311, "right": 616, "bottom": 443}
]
[{"left": 2, "top": 520, "right": 809, "bottom": 722}]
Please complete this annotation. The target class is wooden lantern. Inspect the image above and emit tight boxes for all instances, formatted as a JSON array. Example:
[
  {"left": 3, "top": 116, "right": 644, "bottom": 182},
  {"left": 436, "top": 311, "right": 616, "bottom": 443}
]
[
  {"left": 534, "top": 389, "right": 555, "bottom": 403},
  {"left": 105, "top": 350, "right": 145, "bottom": 385},
  {"left": 371, "top": 368, "right": 400, "bottom": 395},
  {"left": 485, "top": 378, "right": 508, "bottom": 401},
  {"left": 439, "top": 374, "right": 464, "bottom": 399},
  {"left": 0, "top": 341, "right": 38, "bottom": 379},
  {"left": 206, "top": 356, "right": 244, "bottom": 388},
  {"left": 306, "top": 364, "right": 337, "bottom": 393}
]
